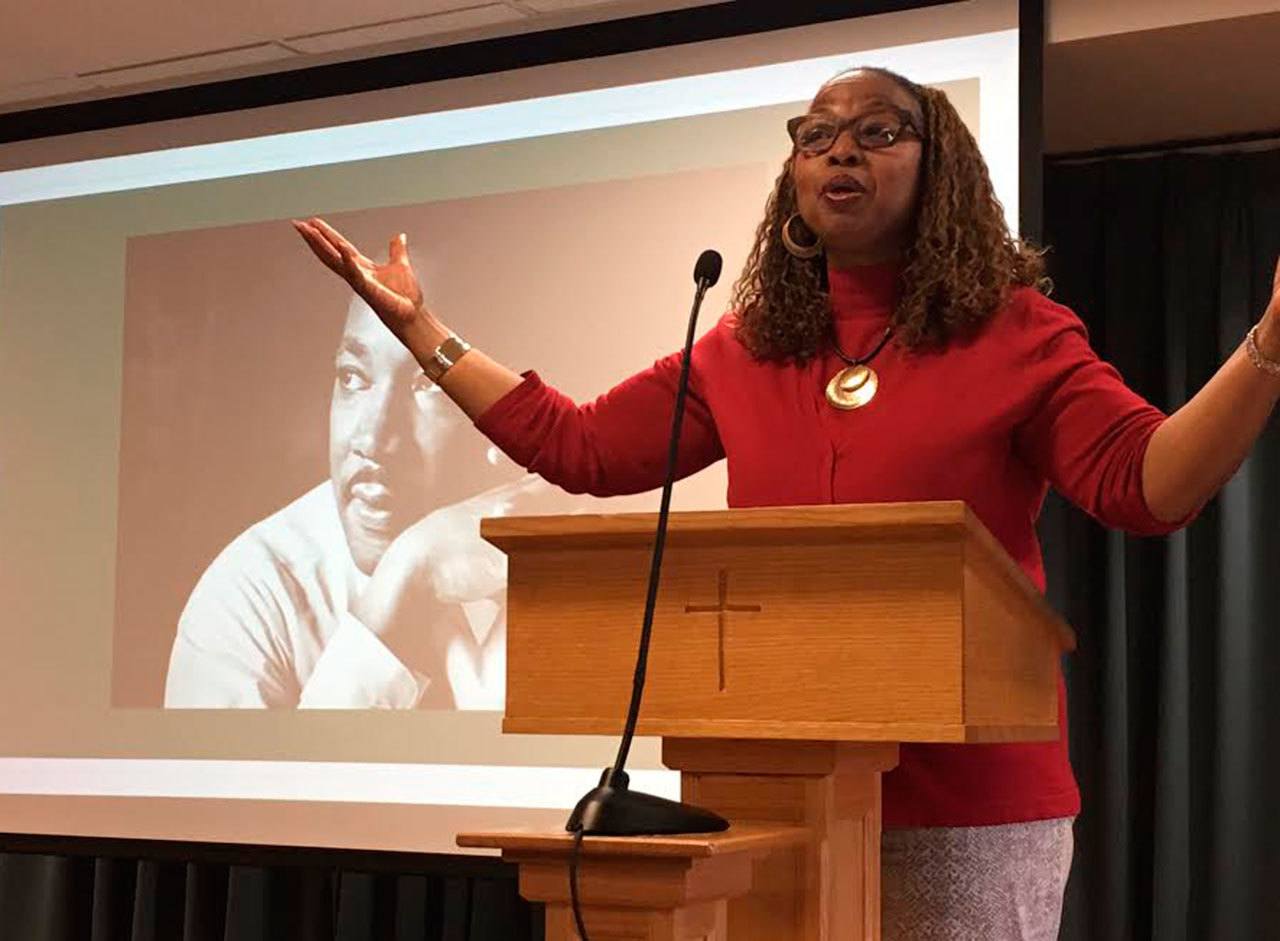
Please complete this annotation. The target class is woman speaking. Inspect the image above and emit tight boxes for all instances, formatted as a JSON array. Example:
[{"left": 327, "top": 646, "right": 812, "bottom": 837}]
[{"left": 294, "top": 67, "right": 1280, "bottom": 939}]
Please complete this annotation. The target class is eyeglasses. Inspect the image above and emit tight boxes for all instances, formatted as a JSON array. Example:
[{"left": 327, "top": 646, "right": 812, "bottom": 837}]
[{"left": 786, "top": 107, "right": 924, "bottom": 157}]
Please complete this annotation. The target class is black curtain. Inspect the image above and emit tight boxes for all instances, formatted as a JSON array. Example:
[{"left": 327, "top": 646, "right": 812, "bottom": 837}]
[
  {"left": 1042, "top": 147, "right": 1280, "bottom": 940},
  {"left": 0, "top": 845, "right": 540, "bottom": 941}
]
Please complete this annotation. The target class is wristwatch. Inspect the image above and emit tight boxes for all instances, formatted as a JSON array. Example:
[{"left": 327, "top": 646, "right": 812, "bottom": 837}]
[{"left": 423, "top": 334, "right": 472, "bottom": 383}]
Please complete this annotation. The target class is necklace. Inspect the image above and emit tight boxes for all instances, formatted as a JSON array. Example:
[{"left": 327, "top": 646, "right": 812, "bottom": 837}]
[{"left": 826, "top": 325, "right": 894, "bottom": 410}]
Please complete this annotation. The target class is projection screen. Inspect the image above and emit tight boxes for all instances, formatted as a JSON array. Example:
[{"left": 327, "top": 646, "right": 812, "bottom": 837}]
[{"left": 0, "top": 0, "right": 1026, "bottom": 852}]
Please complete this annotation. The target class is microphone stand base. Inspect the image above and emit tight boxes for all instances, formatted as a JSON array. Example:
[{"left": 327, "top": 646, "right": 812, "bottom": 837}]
[{"left": 565, "top": 770, "right": 729, "bottom": 836}]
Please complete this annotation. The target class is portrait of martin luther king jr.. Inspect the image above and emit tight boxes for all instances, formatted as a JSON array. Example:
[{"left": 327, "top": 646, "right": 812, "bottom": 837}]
[{"left": 164, "top": 292, "right": 555, "bottom": 710}]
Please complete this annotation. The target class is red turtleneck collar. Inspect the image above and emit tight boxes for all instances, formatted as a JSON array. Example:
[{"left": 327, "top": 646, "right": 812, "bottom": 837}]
[{"left": 826, "top": 259, "right": 903, "bottom": 319}]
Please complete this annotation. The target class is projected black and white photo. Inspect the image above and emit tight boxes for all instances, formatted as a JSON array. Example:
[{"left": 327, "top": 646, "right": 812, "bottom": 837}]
[
  {"left": 114, "top": 213, "right": 575, "bottom": 711},
  {"left": 108, "top": 164, "right": 769, "bottom": 710},
  {"left": 161, "top": 292, "right": 561, "bottom": 711}
]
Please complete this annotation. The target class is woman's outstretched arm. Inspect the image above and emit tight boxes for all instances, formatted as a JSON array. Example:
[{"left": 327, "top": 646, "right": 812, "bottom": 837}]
[
  {"left": 1142, "top": 258, "right": 1280, "bottom": 523},
  {"left": 292, "top": 216, "right": 723, "bottom": 495}
]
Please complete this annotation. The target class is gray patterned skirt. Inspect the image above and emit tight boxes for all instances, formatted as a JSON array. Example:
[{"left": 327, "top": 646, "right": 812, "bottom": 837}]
[{"left": 881, "top": 816, "right": 1075, "bottom": 940}]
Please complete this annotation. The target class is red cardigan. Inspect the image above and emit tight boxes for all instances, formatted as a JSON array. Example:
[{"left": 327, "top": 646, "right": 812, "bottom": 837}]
[{"left": 474, "top": 261, "right": 1193, "bottom": 828}]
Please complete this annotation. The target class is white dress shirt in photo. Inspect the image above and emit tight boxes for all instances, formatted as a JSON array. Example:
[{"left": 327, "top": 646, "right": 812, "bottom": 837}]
[{"left": 164, "top": 481, "right": 513, "bottom": 710}]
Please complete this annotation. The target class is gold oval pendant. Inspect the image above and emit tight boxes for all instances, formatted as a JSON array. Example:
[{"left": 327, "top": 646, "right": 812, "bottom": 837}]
[{"left": 826, "top": 364, "right": 879, "bottom": 410}]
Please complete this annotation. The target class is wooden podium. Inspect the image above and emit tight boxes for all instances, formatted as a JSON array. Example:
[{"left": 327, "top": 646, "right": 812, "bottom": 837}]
[{"left": 458, "top": 502, "right": 1074, "bottom": 940}]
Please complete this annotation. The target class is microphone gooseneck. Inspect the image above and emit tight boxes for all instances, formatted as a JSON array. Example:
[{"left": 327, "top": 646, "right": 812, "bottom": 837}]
[
  {"left": 605, "top": 249, "right": 722, "bottom": 784},
  {"left": 564, "top": 250, "right": 728, "bottom": 941},
  {"left": 564, "top": 249, "right": 729, "bottom": 838}
]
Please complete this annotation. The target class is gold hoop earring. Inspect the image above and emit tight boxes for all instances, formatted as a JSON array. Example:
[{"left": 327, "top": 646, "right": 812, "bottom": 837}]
[{"left": 781, "top": 212, "right": 823, "bottom": 259}]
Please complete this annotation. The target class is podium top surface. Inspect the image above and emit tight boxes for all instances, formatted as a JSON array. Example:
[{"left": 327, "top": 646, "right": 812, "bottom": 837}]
[{"left": 482, "top": 501, "right": 983, "bottom": 551}]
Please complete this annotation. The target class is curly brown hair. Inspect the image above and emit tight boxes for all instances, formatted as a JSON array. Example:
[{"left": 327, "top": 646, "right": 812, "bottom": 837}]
[{"left": 732, "top": 67, "right": 1047, "bottom": 359}]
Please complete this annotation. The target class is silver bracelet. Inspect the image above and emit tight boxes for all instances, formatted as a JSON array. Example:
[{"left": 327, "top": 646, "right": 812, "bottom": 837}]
[
  {"left": 1245, "top": 323, "right": 1280, "bottom": 377},
  {"left": 422, "top": 334, "right": 471, "bottom": 383}
]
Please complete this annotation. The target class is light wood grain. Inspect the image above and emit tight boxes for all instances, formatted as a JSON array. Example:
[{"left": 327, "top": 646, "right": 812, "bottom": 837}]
[
  {"left": 500, "top": 717, "right": 1059, "bottom": 743},
  {"left": 494, "top": 502, "right": 1072, "bottom": 743},
  {"left": 667, "top": 739, "right": 899, "bottom": 941},
  {"left": 962, "top": 547, "right": 1061, "bottom": 730},
  {"left": 475, "top": 501, "right": 1078, "bottom": 939},
  {"left": 483, "top": 501, "right": 979, "bottom": 549},
  {"left": 460, "top": 825, "right": 798, "bottom": 941},
  {"left": 542, "top": 897, "right": 727, "bottom": 941},
  {"left": 457, "top": 823, "right": 811, "bottom": 858}
]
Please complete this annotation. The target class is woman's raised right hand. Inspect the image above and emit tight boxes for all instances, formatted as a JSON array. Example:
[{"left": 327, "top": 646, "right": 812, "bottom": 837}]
[
  {"left": 295, "top": 216, "right": 527, "bottom": 420},
  {"left": 292, "top": 216, "right": 430, "bottom": 343}
]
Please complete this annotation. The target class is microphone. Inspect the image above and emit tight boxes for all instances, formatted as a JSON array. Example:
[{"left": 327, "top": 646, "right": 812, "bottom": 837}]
[
  {"left": 693, "top": 248, "right": 722, "bottom": 287},
  {"left": 565, "top": 251, "right": 730, "bottom": 838}
]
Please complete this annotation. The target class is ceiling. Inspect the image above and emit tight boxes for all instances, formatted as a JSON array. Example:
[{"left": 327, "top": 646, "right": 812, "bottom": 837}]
[
  {"left": 1044, "top": 8, "right": 1280, "bottom": 154},
  {"left": 0, "top": 0, "right": 710, "bottom": 113}
]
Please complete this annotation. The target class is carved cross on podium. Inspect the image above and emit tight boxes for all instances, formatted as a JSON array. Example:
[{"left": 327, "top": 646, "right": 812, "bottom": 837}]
[{"left": 683, "top": 569, "right": 762, "bottom": 691}]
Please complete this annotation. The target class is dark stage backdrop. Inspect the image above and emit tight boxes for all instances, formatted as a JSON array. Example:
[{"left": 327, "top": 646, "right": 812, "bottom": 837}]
[
  {"left": 1042, "top": 146, "right": 1280, "bottom": 940},
  {"left": 0, "top": 844, "right": 539, "bottom": 941},
  {"left": 2, "top": 147, "right": 1278, "bottom": 941}
]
